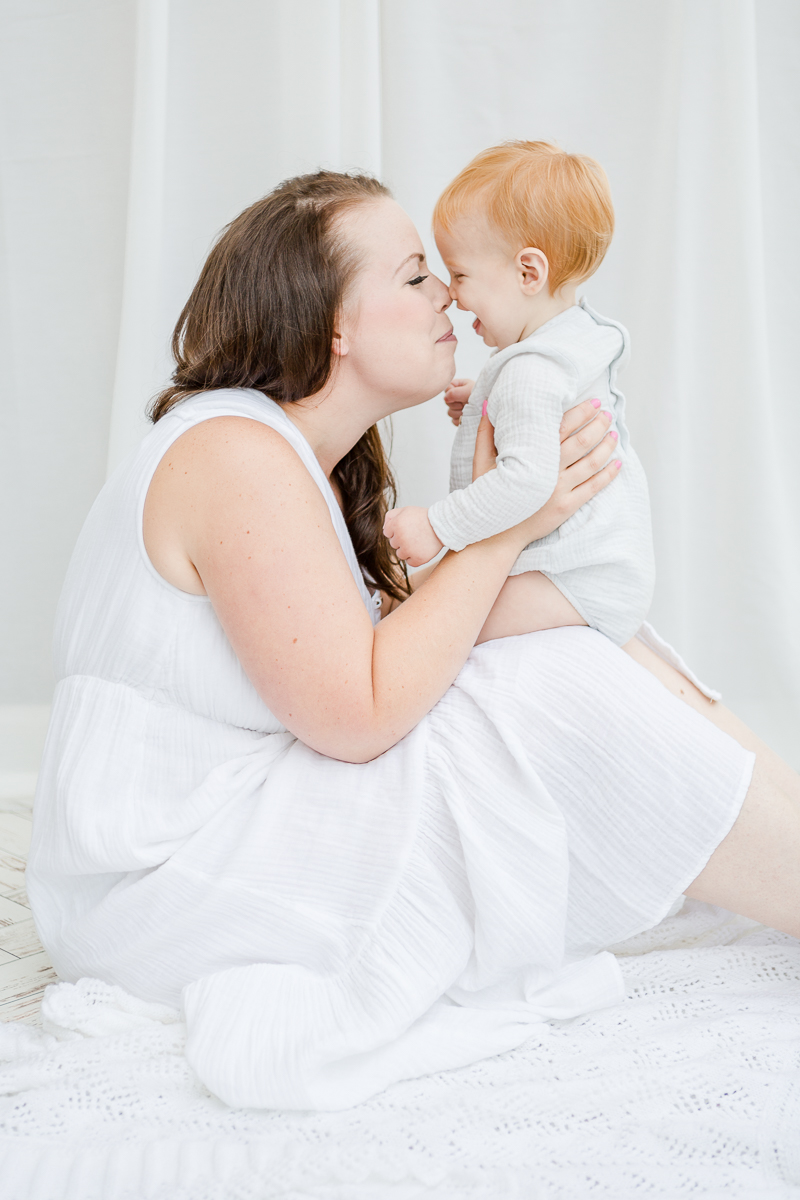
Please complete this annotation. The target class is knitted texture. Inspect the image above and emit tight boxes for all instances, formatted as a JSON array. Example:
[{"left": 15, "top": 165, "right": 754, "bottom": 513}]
[{"left": 1, "top": 900, "right": 799, "bottom": 1199}]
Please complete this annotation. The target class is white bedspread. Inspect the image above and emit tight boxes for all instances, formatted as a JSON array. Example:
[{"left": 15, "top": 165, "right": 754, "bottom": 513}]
[{"left": 1, "top": 900, "right": 798, "bottom": 1200}]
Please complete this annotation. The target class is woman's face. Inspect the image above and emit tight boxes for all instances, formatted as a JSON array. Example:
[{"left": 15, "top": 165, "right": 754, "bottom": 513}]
[{"left": 336, "top": 199, "right": 457, "bottom": 414}]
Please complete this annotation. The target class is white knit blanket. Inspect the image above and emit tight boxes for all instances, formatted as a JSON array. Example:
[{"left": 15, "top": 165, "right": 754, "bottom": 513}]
[{"left": 1, "top": 900, "right": 798, "bottom": 1200}]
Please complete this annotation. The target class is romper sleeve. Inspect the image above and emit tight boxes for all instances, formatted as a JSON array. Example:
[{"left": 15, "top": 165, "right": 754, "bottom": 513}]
[{"left": 428, "top": 354, "right": 571, "bottom": 552}]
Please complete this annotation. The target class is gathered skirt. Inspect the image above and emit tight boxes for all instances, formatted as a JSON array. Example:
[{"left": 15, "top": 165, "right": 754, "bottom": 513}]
[{"left": 28, "top": 627, "right": 753, "bottom": 1110}]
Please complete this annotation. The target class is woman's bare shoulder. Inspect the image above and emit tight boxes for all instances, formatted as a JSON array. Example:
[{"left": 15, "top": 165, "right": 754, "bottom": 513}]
[
  {"left": 144, "top": 414, "right": 329, "bottom": 596},
  {"left": 159, "top": 413, "right": 306, "bottom": 473},
  {"left": 144, "top": 411, "right": 381, "bottom": 756}
]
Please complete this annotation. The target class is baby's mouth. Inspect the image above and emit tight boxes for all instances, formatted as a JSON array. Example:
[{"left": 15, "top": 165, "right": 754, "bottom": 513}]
[{"left": 472, "top": 317, "right": 484, "bottom": 337}]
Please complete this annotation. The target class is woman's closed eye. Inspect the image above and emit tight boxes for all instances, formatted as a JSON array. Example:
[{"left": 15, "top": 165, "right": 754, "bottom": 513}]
[{"left": 407, "top": 274, "right": 429, "bottom": 286}]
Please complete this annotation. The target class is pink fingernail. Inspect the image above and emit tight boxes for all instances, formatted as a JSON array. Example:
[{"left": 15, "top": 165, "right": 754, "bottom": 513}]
[
  {"left": 610, "top": 430, "right": 618, "bottom": 441},
  {"left": 482, "top": 399, "right": 488, "bottom": 417},
  {"left": 602, "top": 410, "right": 612, "bottom": 421},
  {"left": 590, "top": 398, "right": 601, "bottom": 409},
  {"left": 615, "top": 459, "right": 622, "bottom": 469}
]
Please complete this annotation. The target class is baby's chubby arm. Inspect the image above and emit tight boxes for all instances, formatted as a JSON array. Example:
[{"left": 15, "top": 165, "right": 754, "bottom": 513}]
[
  {"left": 429, "top": 355, "right": 570, "bottom": 551},
  {"left": 383, "top": 378, "right": 475, "bottom": 565}
]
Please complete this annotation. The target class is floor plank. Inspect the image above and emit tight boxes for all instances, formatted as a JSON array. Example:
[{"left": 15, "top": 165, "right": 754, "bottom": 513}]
[
  {"left": 0, "top": 795, "right": 34, "bottom": 818},
  {"left": 0, "top": 793, "right": 49, "bottom": 1024},
  {"left": 0, "top": 894, "right": 31, "bottom": 926},
  {"left": 0, "top": 990, "right": 49, "bottom": 1025},
  {"left": 0, "top": 814, "right": 31, "bottom": 858},
  {"left": 0, "top": 850, "right": 27, "bottom": 893},
  {"left": 0, "top": 951, "right": 57, "bottom": 1007},
  {"left": 0, "top": 918, "right": 43, "bottom": 958}
]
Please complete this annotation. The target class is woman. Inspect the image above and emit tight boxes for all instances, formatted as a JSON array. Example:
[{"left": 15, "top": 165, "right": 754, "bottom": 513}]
[{"left": 28, "top": 172, "right": 800, "bottom": 1112}]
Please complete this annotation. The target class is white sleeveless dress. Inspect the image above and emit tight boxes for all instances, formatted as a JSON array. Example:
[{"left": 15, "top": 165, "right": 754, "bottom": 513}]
[{"left": 26, "top": 390, "right": 754, "bottom": 1111}]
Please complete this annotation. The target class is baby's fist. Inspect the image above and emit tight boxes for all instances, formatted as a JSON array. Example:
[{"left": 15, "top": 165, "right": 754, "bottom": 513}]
[
  {"left": 444, "top": 377, "right": 474, "bottom": 427},
  {"left": 383, "top": 506, "right": 444, "bottom": 568}
]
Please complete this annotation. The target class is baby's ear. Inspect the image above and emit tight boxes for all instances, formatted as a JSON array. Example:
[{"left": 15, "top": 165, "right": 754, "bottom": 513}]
[{"left": 517, "top": 248, "right": 549, "bottom": 295}]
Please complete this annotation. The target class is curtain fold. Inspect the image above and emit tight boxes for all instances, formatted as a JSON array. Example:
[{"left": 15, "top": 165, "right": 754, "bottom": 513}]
[
  {"left": 1, "top": 0, "right": 797, "bottom": 764},
  {"left": 107, "top": 0, "right": 170, "bottom": 471}
]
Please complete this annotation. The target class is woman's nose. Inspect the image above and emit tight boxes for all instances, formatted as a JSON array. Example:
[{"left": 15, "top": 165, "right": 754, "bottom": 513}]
[{"left": 430, "top": 274, "right": 452, "bottom": 311}]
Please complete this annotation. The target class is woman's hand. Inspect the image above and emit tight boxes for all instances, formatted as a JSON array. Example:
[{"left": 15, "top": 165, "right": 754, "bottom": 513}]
[{"left": 472, "top": 398, "right": 621, "bottom": 548}]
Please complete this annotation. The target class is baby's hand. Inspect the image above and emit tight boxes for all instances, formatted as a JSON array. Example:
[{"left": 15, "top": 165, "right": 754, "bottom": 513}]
[
  {"left": 443, "top": 377, "right": 474, "bottom": 427},
  {"left": 383, "top": 506, "right": 444, "bottom": 567}
]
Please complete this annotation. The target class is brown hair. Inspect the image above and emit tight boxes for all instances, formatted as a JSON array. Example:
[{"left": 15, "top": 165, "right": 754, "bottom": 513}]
[
  {"left": 433, "top": 140, "right": 614, "bottom": 291},
  {"left": 150, "top": 171, "right": 410, "bottom": 602}
]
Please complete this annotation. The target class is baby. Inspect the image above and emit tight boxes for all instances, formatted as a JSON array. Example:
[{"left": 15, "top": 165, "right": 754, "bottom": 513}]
[{"left": 383, "top": 140, "right": 655, "bottom": 646}]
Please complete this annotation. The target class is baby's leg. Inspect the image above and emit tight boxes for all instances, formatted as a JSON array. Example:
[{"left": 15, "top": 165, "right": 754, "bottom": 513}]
[
  {"left": 475, "top": 572, "right": 587, "bottom": 645},
  {"left": 624, "top": 635, "right": 799, "bottom": 799}
]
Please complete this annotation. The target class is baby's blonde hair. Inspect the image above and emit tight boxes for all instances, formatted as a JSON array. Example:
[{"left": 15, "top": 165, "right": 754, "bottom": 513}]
[{"left": 433, "top": 141, "right": 614, "bottom": 292}]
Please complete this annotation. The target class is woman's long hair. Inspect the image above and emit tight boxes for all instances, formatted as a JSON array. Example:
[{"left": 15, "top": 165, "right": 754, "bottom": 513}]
[{"left": 149, "top": 171, "right": 410, "bottom": 603}]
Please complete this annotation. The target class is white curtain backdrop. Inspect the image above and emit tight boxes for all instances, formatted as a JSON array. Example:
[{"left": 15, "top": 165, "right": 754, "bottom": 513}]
[{"left": 1, "top": 0, "right": 798, "bottom": 765}]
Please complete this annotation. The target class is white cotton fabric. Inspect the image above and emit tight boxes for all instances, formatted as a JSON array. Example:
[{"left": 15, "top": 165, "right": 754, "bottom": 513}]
[
  {"left": 429, "top": 301, "right": 656, "bottom": 646},
  {"left": 26, "top": 388, "right": 753, "bottom": 1112},
  {"left": 2, "top": 906, "right": 800, "bottom": 1199}
]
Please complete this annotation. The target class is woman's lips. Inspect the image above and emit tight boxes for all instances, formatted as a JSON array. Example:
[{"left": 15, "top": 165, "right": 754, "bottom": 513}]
[{"left": 436, "top": 329, "right": 457, "bottom": 343}]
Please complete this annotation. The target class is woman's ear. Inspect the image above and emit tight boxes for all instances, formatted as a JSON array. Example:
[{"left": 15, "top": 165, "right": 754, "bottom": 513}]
[
  {"left": 332, "top": 331, "right": 350, "bottom": 358},
  {"left": 516, "top": 248, "right": 549, "bottom": 296}
]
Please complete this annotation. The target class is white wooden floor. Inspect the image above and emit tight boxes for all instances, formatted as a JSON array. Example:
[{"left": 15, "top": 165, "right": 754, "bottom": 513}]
[{"left": 0, "top": 791, "right": 56, "bottom": 1025}]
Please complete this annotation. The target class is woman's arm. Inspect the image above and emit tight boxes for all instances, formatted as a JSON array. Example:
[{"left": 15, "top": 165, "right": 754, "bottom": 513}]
[{"left": 145, "top": 402, "right": 617, "bottom": 763}]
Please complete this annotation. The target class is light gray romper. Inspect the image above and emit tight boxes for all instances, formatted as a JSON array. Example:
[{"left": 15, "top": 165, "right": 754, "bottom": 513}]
[{"left": 428, "top": 300, "right": 655, "bottom": 646}]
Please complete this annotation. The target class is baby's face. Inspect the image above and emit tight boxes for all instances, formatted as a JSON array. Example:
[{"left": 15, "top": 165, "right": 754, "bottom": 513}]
[{"left": 435, "top": 218, "right": 528, "bottom": 350}]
